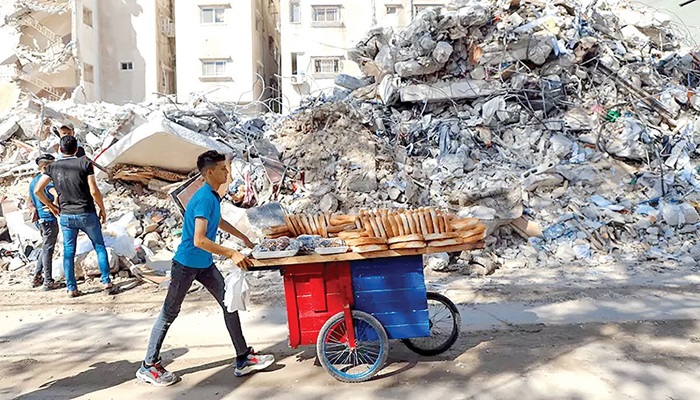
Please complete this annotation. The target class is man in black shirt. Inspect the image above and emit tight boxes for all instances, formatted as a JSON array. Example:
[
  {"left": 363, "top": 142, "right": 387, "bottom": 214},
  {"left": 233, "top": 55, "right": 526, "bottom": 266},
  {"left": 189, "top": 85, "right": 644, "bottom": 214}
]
[{"left": 35, "top": 136, "right": 114, "bottom": 297}]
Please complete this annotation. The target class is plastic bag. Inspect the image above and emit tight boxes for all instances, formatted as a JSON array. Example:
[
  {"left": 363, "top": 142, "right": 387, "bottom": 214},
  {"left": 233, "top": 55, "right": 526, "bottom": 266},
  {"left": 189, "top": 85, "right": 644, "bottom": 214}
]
[
  {"left": 297, "top": 235, "right": 321, "bottom": 254},
  {"left": 253, "top": 237, "right": 300, "bottom": 252},
  {"left": 224, "top": 267, "right": 250, "bottom": 312}
]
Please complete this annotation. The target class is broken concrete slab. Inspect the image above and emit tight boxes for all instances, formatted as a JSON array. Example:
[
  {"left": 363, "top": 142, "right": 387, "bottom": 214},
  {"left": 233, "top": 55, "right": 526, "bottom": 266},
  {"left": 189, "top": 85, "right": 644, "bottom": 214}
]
[
  {"left": 146, "top": 249, "right": 174, "bottom": 273},
  {"left": 95, "top": 116, "right": 233, "bottom": 179},
  {"left": 400, "top": 79, "right": 501, "bottom": 102},
  {"left": 0, "top": 117, "right": 20, "bottom": 142},
  {"left": 511, "top": 217, "right": 543, "bottom": 239},
  {"left": 3, "top": 209, "right": 40, "bottom": 243},
  {"left": 334, "top": 74, "right": 369, "bottom": 90}
]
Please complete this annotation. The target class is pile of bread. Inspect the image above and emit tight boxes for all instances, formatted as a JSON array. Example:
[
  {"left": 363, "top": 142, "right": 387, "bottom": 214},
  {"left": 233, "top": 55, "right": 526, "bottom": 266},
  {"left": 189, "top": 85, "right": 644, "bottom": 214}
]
[{"left": 262, "top": 208, "right": 486, "bottom": 254}]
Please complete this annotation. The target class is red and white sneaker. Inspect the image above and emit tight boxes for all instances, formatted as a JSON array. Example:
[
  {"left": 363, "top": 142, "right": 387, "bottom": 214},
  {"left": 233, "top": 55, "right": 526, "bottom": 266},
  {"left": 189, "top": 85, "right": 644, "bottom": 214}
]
[
  {"left": 234, "top": 348, "right": 274, "bottom": 377},
  {"left": 135, "top": 360, "right": 178, "bottom": 386}
]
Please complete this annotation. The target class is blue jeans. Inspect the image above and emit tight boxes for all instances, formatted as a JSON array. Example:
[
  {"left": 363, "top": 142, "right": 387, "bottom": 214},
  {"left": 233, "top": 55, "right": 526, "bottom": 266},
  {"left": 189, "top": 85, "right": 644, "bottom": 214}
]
[{"left": 60, "top": 212, "right": 111, "bottom": 291}]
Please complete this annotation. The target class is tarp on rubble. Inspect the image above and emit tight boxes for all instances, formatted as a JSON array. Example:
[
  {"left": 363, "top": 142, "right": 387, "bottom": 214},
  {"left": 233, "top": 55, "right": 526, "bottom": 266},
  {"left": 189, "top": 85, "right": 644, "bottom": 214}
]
[{"left": 95, "top": 115, "right": 232, "bottom": 178}]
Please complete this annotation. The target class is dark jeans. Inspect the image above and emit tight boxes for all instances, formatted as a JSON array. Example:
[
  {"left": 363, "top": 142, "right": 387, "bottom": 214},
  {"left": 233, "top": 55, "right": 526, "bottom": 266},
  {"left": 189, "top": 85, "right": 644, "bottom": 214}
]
[
  {"left": 60, "top": 212, "right": 111, "bottom": 291},
  {"left": 34, "top": 219, "right": 58, "bottom": 283},
  {"left": 144, "top": 260, "right": 249, "bottom": 365}
]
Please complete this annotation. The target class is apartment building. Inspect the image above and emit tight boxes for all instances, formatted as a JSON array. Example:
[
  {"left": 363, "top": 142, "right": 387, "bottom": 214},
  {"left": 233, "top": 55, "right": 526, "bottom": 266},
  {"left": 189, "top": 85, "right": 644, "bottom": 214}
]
[
  {"left": 98, "top": 0, "right": 176, "bottom": 104},
  {"left": 173, "top": 0, "right": 281, "bottom": 111},
  {"left": 0, "top": 0, "right": 176, "bottom": 106},
  {"left": 279, "top": 0, "right": 445, "bottom": 113}
]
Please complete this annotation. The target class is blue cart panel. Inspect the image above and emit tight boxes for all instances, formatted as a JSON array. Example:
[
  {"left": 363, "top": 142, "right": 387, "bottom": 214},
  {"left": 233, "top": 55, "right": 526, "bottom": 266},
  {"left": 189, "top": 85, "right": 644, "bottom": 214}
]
[{"left": 350, "top": 255, "right": 430, "bottom": 339}]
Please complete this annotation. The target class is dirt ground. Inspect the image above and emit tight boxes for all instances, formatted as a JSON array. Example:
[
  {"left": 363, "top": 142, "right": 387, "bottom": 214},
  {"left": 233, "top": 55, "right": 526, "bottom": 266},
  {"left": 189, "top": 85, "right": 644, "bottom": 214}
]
[{"left": 1, "top": 260, "right": 699, "bottom": 400}]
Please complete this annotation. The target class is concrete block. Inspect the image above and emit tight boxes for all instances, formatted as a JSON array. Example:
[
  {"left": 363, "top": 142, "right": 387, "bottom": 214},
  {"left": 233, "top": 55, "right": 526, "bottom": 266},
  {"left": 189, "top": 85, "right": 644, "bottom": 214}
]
[{"left": 400, "top": 80, "right": 501, "bottom": 102}]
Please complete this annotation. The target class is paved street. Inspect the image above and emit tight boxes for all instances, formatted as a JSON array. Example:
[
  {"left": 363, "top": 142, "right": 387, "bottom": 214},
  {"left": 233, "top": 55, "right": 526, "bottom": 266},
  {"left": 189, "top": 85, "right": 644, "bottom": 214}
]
[{"left": 1, "top": 281, "right": 699, "bottom": 400}]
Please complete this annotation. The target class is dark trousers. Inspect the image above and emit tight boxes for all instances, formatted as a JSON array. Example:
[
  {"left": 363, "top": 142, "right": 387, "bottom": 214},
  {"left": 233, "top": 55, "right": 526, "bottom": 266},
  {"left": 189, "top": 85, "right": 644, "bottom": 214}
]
[
  {"left": 34, "top": 220, "right": 58, "bottom": 284},
  {"left": 144, "top": 260, "right": 249, "bottom": 364}
]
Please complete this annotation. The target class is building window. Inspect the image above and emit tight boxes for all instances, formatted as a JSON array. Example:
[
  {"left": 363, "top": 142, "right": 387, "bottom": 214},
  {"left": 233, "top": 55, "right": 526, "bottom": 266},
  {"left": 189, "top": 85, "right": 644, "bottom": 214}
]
[
  {"left": 120, "top": 62, "right": 133, "bottom": 70},
  {"left": 312, "top": 6, "right": 340, "bottom": 23},
  {"left": 160, "top": 16, "right": 174, "bottom": 37},
  {"left": 84, "top": 63, "right": 94, "bottom": 83},
  {"left": 291, "top": 52, "right": 300, "bottom": 75},
  {"left": 386, "top": 6, "right": 398, "bottom": 14},
  {"left": 82, "top": 6, "right": 93, "bottom": 27},
  {"left": 201, "top": 7, "right": 225, "bottom": 24},
  {"left": 313, "top": 57, "right": 340, "bottom": 74},
  {"left": 290, "top": 2, "right": 300, "bottom": 23},
  {"left": 202, "top": 60, "right": 227, "bottom": 77}
]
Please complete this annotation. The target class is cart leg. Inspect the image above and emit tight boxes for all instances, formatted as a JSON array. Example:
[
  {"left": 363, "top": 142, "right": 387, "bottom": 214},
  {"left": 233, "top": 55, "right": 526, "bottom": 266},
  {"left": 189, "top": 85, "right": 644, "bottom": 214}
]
[{"left": 343, "top": 304, "right": 357, "bottom": 349}]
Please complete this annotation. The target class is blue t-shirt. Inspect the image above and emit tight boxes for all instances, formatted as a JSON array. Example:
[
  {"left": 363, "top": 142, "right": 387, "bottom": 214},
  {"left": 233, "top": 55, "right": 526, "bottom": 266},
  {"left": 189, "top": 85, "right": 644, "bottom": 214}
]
[
  {"left": 29, "top": 174, "right": 56, "bottom": 221},
  {"left": 173, "top": 183, "right": 221, "bottom": 268}
]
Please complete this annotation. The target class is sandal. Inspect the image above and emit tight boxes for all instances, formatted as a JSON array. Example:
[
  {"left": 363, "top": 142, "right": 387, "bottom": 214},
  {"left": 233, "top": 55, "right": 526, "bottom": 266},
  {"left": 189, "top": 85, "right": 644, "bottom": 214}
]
[
  {"left": 103, "top": 283, "right": 118, "bottom": 295},
  {"left": 68, "top": 290, "right": 83, "bottom": 298}
]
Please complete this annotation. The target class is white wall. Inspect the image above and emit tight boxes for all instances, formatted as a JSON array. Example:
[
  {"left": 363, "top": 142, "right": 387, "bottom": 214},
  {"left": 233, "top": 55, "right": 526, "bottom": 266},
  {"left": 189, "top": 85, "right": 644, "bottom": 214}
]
[
  {"left": 98, "top": 0, "right": 156, "bottom": 105},
  {"left": 174, "top": 0, "right": 257, "bottom": 104},
  {"left": 74, "top": 0, "right": 100, "bottom": 101},
  {"left": 280, "top": 0, "right": 367, "bottom": 112}
]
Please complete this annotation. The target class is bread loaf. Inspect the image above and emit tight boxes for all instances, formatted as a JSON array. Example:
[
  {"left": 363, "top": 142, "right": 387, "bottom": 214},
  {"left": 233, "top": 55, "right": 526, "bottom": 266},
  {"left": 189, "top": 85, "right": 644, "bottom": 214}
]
[
  {"left": 351, "top": 244, "right": 389, "bottom": 253},
  {"left": 338, "top": 230, "right": 367, "bottom": 240},
  {"left": 424, "top": 232, "right": 460, "bottom": 241},
  {"left": 346, "top": 237, "right": 387, "bottom": 246},
  {"left": 387, "top": 234, "right": 424, "bottom": 245},
  {"left": 428, "top": 238, "right": 463, "bottom": 247},
  {"left": 389, "top": 241, "right": 427, "bottom": 250},
  {"left": 451, "top": 218, "right": 480, "bottom": 231}
]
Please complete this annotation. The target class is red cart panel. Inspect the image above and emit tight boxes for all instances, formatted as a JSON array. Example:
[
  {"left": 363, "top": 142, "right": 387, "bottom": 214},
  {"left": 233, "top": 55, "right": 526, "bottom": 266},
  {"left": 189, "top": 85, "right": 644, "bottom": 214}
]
[{"left": 283, "top": 262, "right": 353, "bottom": 348}]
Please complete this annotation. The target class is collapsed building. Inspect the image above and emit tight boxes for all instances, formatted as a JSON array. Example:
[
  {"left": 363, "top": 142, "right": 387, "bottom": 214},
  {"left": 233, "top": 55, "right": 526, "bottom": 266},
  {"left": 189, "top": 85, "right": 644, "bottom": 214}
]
[
  {"left": 2, "top": 0, "right": 700, "bottom": 281},
  {"left": 0, "top": 0, "right": 176, "bottom": 110}
]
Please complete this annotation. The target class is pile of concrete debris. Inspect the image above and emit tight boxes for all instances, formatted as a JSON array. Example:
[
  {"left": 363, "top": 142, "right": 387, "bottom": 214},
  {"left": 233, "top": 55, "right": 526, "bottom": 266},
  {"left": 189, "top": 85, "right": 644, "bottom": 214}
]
[
  {"left": 279, "top": 0, "right": 700, "bottom": 272},
  {"left": 0, "top": 95, "right": 283, "bottom": 281},
  {"left": 3, "top": 0, "right": 700, "bottom": 281}
]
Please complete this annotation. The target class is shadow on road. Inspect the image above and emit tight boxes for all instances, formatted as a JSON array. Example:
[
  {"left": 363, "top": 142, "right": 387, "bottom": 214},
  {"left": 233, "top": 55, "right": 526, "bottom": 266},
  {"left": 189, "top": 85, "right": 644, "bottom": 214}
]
[{"left": 14, "top": 348, "right": 189, "bottom": 400}]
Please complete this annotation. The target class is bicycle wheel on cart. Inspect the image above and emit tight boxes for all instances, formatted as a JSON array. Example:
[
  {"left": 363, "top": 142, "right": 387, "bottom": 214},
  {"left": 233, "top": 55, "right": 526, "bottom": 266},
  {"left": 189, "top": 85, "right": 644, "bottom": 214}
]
[
  {"left": 316, "top": 310, "right": 389, "bottom": 383},
  {"left": 402, "top": 292, "right": 461, "bottom": 356}
]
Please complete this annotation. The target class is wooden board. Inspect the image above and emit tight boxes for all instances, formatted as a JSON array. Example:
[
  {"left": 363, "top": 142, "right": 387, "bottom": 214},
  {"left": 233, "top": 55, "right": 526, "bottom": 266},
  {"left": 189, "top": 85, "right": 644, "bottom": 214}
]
[{"left": 250, "top": 241, "right": 485, "bottom": 269}]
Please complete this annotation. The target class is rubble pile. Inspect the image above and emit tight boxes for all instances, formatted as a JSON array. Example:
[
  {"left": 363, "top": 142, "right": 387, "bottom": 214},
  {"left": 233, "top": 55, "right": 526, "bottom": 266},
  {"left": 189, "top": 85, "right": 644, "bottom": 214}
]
[
  {"left": 272, "top": 102, "right": 399, "bottom": 214},
  {"left": 275, "top": 0, "right": 700, "bottom": 272}
]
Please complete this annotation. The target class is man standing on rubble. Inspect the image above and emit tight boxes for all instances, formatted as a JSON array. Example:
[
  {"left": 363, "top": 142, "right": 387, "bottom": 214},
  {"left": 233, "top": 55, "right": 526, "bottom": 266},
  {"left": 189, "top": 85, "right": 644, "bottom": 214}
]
[
  {"left": 34, "top": 135, "right": 115, "bottom": 297},
  {"left": 135, "top": 150, "right": 272, "bottom": 387},
  {"left": 27, "top": 154, "right": 61, "bottom": 290},
  {"left": 53, "top": 123, "right": 86, "bottom": 159}
]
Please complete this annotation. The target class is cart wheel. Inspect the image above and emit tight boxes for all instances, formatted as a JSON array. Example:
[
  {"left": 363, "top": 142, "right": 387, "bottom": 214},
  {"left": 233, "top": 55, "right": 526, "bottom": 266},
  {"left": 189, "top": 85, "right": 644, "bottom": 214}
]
[
  {"left": 402, "top": 292, "right": 461, "bottom": 356},
  {"left": 316, "top": 310, "right": 389, "bottom": 383}
]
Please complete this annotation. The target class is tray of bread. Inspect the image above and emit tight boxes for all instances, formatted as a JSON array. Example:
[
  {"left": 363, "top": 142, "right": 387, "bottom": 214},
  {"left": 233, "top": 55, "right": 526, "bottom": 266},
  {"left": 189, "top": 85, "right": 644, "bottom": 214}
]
[{"left": 252, "top": 208, "right": 486, "bottom": 262}]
